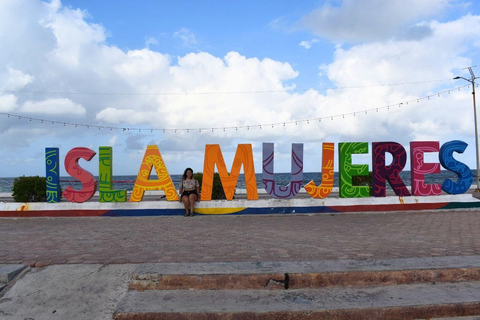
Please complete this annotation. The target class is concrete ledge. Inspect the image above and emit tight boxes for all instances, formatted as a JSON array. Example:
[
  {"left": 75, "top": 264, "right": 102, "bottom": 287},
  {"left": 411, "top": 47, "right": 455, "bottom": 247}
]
[
  {"left": 129, "top": 256, "right": 480, "bottom": 291},
  {"left": 0, "top": 265, "right": 28, "bottom": 285},
  {"left": 132, "top": 256, "right": 480, "bottom": 275},
  {"left": 114, "top": 282, "right": 480, "bottom": 320},
  {"left": 1, "top": 192, "right": 480, "bottom": 217}
]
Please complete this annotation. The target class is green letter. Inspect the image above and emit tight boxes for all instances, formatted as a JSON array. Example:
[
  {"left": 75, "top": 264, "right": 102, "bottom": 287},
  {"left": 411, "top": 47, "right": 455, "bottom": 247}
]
[{"left": 339, "top": 142, "right": 370, "bottom": 198}]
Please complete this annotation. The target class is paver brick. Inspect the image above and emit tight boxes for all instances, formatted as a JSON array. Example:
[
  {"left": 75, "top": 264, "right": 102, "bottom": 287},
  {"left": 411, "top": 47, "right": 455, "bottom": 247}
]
[{"left": 0, "top": 210, "right": 479, "bottom": 265}]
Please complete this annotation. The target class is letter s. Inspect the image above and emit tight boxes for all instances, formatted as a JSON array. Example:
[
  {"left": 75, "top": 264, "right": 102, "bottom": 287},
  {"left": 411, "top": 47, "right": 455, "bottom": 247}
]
[{"left": 439, "top": 140, "right": 472, "bottom": 194}]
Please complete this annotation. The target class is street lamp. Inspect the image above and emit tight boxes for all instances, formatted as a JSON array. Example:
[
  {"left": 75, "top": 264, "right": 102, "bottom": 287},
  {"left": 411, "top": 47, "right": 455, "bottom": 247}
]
[{"left": 454, "top": 66, "right": 479, "bottom": 195}]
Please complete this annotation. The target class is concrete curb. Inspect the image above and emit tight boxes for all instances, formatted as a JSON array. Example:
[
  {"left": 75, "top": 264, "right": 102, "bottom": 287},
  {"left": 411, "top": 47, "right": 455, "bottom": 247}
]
[
  {"left": 115, "top": 282, "right": 480, "bottom": 320},
  {"left": 130, "top": 256, "right": 480, "bottom": 290},
  {"left": 2, "top": 192, "right": 480, "bottom": 217},
  {"left": 0, "top": 265, "right": 27, "bottom": 285}
]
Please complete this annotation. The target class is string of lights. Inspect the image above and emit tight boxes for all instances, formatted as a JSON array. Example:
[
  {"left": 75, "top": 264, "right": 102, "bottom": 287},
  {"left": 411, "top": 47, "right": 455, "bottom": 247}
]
[{"left": 0, "top": 83, "right": 476, "bottom": 134}]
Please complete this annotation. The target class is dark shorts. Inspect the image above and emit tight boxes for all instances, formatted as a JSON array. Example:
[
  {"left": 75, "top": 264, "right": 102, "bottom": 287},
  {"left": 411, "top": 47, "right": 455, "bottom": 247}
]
[{"left": 181, "top": 190, "right": 198, "bottom": 198}]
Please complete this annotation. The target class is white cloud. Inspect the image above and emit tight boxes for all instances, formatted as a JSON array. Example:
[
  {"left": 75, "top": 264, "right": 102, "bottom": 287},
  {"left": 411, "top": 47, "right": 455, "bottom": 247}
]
[
  {"left": 96, "top": 108, "right": 157, "bottom": 125},
  {"left": 114, "top": 49, "right": 171, "bottom": 80},
  {"left": 0, "top": 0, "right": 479, "bottom": 176},
  {"left": 1, "top": 67, "right": 34, "bottom": 90},
  {"left": 300, "top": 0, "right": 449, "bottom": 42},
  {"left": 21, "top": 98, "right": 86, "bottom": 116},
  {"left": 173, "top": 27, "right": 197, "bottom": 47},
  {"left": 145, "top": 37, "right": 159, "bottom": 48},
  {"left": 109, "top": 134, "right": 118, "bottom": 146},
  {"left": 0, "top": 94, "right": 18, "bottom": 112},
  {"left": 299, "top": 39, "right": 319, "bottom": 49}
]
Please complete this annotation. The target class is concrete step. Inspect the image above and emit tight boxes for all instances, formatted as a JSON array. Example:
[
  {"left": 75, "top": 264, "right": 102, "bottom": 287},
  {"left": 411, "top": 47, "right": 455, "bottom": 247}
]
[
  {"left": 0, "top": 264, "right": 28, "bottom": 293},
  {"left": 114, "top": 281, "right": 480, "bottom": 320},
  {"left": 129, "top": 256, "right": 480, "bottom": 291}
]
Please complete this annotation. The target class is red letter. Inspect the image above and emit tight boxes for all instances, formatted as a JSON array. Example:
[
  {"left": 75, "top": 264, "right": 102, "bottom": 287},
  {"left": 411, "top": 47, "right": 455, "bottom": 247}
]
[
  {"left": 62, "top": 147, "right": 97, "bottom": 203},
  {"left": 410, "top": 141, "right": 441, "bottom": 196}
]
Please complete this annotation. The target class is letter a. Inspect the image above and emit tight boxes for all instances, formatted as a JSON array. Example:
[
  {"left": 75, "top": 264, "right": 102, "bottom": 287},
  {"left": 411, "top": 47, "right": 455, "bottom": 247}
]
[{"left": 130, "top": 145, "right": 179, "bottom": 202}]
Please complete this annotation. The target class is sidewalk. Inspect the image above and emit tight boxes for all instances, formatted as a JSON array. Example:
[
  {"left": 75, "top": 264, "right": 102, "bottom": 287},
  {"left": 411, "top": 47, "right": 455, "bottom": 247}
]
[
  {"left": 1, "top": 210, "right": 480, "bottom": 265},
  {"left": 1, "top": 210, "right": 480, "bottom": 320}
]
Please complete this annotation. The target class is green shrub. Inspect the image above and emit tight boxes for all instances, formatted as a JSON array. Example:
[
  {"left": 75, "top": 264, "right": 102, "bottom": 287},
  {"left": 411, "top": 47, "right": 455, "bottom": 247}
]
[
  {"left": 352, "top": 172, "right": 373, "bottom": 196},
  {"left": 193, "top": 172, "right": 227, "bottom": 200},
  {"left": 12, "top": 176, "right": 47, "bottom": 202}
]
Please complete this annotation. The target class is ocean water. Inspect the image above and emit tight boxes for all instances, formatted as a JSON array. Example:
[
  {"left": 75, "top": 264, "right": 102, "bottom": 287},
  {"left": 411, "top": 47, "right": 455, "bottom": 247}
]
[{"left": 0, "top": 171, "right": 469, "bottom": 194}]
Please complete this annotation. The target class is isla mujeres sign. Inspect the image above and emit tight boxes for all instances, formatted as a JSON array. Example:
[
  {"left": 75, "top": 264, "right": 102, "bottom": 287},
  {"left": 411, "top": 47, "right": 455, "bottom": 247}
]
[{"left": 45, "top": 141, "right": 473, "bottom": 203}]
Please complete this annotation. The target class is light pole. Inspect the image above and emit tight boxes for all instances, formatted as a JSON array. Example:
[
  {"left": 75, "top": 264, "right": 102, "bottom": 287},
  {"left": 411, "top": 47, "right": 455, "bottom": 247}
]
[{"left": 454, "top": 66, "right": 479, "bottom": 194}]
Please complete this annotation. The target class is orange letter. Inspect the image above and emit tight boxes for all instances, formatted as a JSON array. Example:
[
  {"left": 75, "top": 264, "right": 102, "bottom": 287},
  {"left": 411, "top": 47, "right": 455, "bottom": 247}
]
[
  {"left": 304, "top": 143, "right": 335, "bottom": 199},
  {"left": 130, "top": 145, "right": 179, "bottom": 202},
  {"left": 202, "top": 144, "right": 258, "bottom": 201}
]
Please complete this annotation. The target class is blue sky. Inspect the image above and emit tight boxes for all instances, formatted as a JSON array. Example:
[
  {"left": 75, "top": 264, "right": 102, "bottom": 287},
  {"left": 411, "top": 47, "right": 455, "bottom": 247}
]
[
  {"left": 61, "top": 0, "right": 336, "bottom": 90},
  {"left": 1, "top": 0, "right": 480, "bottom": 178}
]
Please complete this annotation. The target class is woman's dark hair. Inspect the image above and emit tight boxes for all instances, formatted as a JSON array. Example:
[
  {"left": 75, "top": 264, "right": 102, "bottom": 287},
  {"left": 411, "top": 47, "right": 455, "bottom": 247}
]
[{"left": 182, "top": 167, "right": 194, "bottom": 180}]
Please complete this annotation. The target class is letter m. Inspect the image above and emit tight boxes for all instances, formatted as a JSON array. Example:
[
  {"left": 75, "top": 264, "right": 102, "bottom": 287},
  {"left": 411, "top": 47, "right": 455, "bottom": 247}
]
[{"left": 201, "top": 144, "right": 258, "bottom": 201}]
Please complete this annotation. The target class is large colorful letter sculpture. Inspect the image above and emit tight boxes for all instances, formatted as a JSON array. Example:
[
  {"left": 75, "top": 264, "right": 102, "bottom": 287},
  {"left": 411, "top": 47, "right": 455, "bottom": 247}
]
[
  {"left": 263, "top": 143, "right": 304, "bottom": 199},
  {"left": 130, "top": 145, "right": 179, "bottom": 202},
  {"left": 410, "top": 141, "right": 442, "bottom": 196},
  {"left": 372, "top": 142, "right": 410, "bottom": 197},
  {"left": 439, "top": 140, "right": 473, "bottom": 194},
  {"left": 99, "top": 146, "right": 127, "bottom": 202},
  {"left": 304, "top": 143, "right": 335, "bottom": 199},
  {"left": 339, "top": 142, "right": 370, "bottom": 198},
  {"left": 62, "top": 147, "right": 97, "bottom": 203},
  {"left": 45, "top": 148, "right": 61, "bottom": 203},
  {"left": 202, "top": 144, "right": 258, "bottom": 201}
]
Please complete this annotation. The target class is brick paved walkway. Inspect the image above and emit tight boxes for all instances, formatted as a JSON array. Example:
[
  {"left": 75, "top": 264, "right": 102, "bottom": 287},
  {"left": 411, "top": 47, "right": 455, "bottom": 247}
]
[{"left": 1, "top": 210, "right": 480, "bottom": 266}]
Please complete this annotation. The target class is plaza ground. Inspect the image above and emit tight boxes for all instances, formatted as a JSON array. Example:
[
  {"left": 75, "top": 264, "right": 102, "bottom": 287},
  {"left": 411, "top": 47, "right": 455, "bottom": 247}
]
[{"left": 1, "top": 210, "right": 480, "bottom": 319}]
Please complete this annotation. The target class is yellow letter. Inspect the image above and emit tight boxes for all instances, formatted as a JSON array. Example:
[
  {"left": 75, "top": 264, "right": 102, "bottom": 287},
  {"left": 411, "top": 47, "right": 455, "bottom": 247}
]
[{"left": 130, "top": 145, "right": 179, "bottom": 202}]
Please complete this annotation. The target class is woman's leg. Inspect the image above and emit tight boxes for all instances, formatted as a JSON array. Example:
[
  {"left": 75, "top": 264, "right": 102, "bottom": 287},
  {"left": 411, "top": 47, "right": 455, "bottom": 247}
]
[
  {"left": 188, "top": 194, "right": 197, "bottom": 215},
  {"left": 182, "top": 195, "right": 190, "bottom": 216}
]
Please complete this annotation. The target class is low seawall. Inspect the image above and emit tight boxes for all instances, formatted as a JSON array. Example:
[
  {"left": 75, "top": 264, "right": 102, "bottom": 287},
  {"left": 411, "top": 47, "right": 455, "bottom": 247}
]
[{"left": 1, "top": 188, "right": 480, "bottom": 217}]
